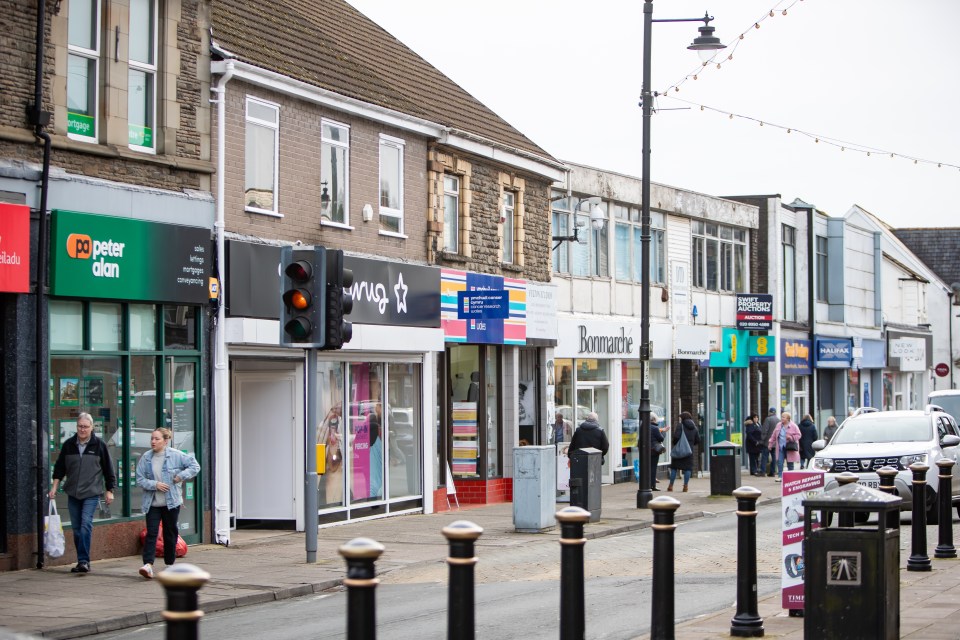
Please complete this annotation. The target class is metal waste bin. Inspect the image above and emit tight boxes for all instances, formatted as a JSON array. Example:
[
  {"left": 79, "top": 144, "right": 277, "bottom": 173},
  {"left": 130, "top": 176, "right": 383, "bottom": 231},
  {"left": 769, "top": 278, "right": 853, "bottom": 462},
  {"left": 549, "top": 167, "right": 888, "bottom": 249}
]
[
  {"left": 802, "top": 482, "right": 902, "bottom": 640},
  {"left": 512, "top": 446, "right": 557, "bottom": 533},
  {"left": 569, "top": 447, "right": 601, "bottom": 522},
  {"left": 709, "top": 440, "right": 741, "bottom": 495}
]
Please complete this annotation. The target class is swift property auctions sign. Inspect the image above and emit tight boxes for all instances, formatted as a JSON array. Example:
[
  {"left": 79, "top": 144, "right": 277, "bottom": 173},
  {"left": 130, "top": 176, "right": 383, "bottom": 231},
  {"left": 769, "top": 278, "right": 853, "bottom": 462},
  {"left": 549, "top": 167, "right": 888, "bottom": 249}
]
[
  {"left": 50, "top": 210, "right": 211, "bottom": 303},
  {"left": 736, "top": 293, "right": 773, "bottom": 331}
]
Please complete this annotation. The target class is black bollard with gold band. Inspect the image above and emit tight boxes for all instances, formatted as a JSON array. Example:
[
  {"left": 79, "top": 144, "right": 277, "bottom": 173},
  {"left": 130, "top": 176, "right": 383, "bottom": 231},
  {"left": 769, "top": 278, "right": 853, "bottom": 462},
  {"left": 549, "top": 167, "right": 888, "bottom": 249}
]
[
  {"left": 156, "top": 563, "right": 211, "bottom": 640},
  {"left": 650, "top": 496, "right": 681, "bottom": 640},
  {"left": 877, "top": 466, "right": 900, "bottom": 530},
  {"left": 442, "top": 520, "right": 483, "bottom": 640},
  {"left": 730, "top": 486, "right": 764, "bottom": 637},
  {"left": 339, "top": 537, "right": 386, "bottom": 640},
  {"left": 935, "top": 458, "right": 957, "bottom": 559},
  {"left": 556, "top": 506, "right": 590, "bottom": 640},
  {"left": 907, "top": 462, "right": 931, "bottom": 572}
]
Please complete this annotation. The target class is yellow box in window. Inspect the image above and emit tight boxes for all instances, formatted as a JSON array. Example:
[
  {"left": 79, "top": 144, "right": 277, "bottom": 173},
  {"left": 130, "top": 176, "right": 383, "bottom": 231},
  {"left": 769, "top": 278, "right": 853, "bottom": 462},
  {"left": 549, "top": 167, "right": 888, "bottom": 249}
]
[{"left": 316, "top": 443, "right": 326, "bottom": 475}]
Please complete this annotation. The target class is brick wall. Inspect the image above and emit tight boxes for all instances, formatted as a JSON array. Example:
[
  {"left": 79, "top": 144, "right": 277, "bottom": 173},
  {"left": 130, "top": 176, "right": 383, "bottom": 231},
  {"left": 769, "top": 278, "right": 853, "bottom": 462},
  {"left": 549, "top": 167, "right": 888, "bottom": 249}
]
[{"left": 216, "top": 80, "right": 429, "bottom": 258}]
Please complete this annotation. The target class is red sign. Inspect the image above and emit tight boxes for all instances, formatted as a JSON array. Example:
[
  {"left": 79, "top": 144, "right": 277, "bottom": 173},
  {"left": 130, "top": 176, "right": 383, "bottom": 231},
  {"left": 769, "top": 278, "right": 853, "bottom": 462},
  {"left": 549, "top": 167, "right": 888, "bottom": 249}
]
[
  {"left": 0, "top": 203, "right": 30, "bottom": 293},
  {"left": 936, "top": 363, "right": 950, "bottom": 377}
]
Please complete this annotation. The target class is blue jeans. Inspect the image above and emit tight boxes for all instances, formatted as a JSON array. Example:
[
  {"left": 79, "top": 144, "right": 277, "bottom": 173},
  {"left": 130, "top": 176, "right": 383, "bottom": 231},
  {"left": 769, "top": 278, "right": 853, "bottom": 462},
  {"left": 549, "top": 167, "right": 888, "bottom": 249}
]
[
  {"left": 777, "top": 447, "right": 795, "bottom": 477},
  {"left": 142, "top": 505, "right": 181, "bottom": 566},
  {"left": 669, "top": 468, "right": 692, "bottom": 487},
  {"left": 759, "top": 447, "right": 772, "bottom": 475},
  {"left": 67, "top": 495, "right": 99, "bottom": 564}
]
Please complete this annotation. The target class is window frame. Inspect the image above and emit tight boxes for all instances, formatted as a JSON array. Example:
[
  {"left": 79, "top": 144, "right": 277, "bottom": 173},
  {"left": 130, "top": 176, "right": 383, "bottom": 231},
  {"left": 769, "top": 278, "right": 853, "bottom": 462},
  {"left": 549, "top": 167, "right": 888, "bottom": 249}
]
[
  {"left": 320, "top": 118, "right": 351, "bottom": 228},
  {"left": 378, "top": 134, "right": 405, "bottom": 237},
  {"left": 126, "top": 0, "right": 158, "bottom": 153},
  {"left": 66, "top": 0, "right": 102, "bottom": 143},
  {"left": 614, "top": 205, "right": 665, "bottom": 284},
  {"left": 815, "top": 235, "right": 828, "bottom": 302},
  {"left": 551, "top": 195, "right": 571, "bottom": 274},
  {"left": 443, "top": 174, "right": 460, "bottom": 253},
  {"left": 692, "top": 220, "right": 747, "bottom": 292},
  {"left": 244, "top": 96, "right": 281, "bottom": 217},
  {"left": 501, "top": 190, "right": 515, "bottom": 264},
  {"left": 782, "top": 224, "right": 797, "bottom": 321}
]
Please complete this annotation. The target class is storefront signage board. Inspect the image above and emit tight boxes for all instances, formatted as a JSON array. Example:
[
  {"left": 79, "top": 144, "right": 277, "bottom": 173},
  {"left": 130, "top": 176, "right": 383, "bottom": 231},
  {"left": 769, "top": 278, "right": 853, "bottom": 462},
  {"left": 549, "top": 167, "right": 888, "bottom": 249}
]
[
  {"left": 442, "top": 269, "right": 525, "bottom": 345},
  {"left": 50, "top": 210, "right": 210, "bottom": 304},
  {"left": 748, "top": 334, "right": 776, "bottom": 362},
  {"left": 674, "top": 325, "right": 710, "bottom": 360},
  {"left": 457, "top": 290, "right": 510, "bottom": 319},
  {"left": 735, "top": 293, "right": 773, "bottom": 331},
  {"left": 525, "top": 281, "right": 558, "bottom": 342},
  {"left": 781, "top": 339, "right": 812, "bottom": 375},
  {"left": 815, "top": 338, "right": 852, "bottom": 369},
  {"left": 708, "top": 328, "right": 749, "bottom": 368},
  {"left": 781, "top": 470, "right": 825, "bottom": 610},
  {"left": 0, "top": 203, "right": 30, "bottom": 293}
]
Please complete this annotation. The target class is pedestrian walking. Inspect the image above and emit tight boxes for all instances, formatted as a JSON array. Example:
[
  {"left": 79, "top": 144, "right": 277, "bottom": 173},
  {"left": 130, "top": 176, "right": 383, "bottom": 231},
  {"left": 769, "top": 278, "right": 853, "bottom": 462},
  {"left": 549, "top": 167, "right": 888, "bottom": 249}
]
[
  {"left": 744, "top": 414, "right": 764, "bottom": 476},
  {"left": 760, "top": 408, "right": 779, "bottom": 477},
  {"left": 649, "top": 414, "right": 666, "bottom": 490},
  {"left": 667, "top": 412, "right": 700, "bottom": 492},
  {"left": 48, "top": 412, "right": 116, "bottom": 574},
  {"left": 136, "top": 428, "right": 200, "bottom": 579},
  {"left": 822, "top": 415, "right": 840, "bottom": 444},
  {"left": 769, "top": 412, "right": 801, "bottom": 482},
  {"left": 798, "top": 414, "right": 818, "bottom": 468},
  {"left": 552, "top": 411, "right": 572, "bottom": 444},
  {"left": 568, "top": 412, "right": 610, "bottom": 461}
]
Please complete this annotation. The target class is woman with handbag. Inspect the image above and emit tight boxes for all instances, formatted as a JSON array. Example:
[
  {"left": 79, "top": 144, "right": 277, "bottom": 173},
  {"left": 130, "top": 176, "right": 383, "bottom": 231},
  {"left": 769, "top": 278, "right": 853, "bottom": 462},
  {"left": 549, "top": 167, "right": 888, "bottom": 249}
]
[
  {"left": 135, "top": 428, "right": 200, "bottom": 579},
  {"left": 769, "top": 411, "right": 801, "bottom": 482},
  {"left": 649, "top": 414, "right": 666, "bottom": 490},
  {"left": 667, "top": 412, "right": 700, "bottom": 492}
]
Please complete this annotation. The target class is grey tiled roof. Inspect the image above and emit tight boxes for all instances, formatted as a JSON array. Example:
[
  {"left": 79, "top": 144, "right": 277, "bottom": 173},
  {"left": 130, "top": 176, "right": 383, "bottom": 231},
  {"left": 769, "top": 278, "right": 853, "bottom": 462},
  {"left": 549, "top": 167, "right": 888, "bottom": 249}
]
[
  {"left": 892, "top": 228, "right": 960, "bottom": 289},
  {"left": 211, "top": 0, "right": 554, "bottom": 161}
]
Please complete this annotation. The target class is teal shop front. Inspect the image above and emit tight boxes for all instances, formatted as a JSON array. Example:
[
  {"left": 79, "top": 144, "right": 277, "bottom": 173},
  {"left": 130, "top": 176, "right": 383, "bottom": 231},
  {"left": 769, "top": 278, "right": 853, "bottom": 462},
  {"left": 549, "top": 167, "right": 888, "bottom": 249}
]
[{"left": 700, "top": 329, "right": 751, "bottom": 456}]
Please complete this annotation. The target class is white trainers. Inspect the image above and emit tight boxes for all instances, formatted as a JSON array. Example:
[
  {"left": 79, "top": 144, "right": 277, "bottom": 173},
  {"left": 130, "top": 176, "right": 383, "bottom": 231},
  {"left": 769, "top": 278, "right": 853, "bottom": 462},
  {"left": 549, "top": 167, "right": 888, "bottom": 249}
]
[
  {"left": 775, "top": 477, "right": 782, "bottom": 483},
  {"left": 139, "top": 564, "right": 154, "bottom": 579}
]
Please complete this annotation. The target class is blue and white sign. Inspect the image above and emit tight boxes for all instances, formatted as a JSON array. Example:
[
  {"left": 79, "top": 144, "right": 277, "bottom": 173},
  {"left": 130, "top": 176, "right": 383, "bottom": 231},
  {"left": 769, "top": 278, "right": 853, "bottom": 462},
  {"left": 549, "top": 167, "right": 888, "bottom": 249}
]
[
  {"left": 815, "top": 338, "right": 852, "bottom": 369},
  {"left": 457, "top": 290, "right": 510, "bottom": 319}
]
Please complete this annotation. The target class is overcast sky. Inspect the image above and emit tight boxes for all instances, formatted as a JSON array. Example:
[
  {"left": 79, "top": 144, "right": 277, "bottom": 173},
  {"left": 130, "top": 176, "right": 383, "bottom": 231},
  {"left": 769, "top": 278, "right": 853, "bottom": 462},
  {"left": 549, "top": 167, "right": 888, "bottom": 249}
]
[{"left": 347, "top": 0, "right": 958, "bottom": 228}]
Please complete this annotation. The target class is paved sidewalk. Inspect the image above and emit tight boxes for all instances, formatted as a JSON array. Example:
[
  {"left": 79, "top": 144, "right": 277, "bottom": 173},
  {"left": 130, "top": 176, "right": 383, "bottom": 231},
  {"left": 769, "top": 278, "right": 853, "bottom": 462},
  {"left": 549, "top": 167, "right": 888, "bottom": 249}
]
[{"left": 1, "top": 473, "right": 958, "bottom": 639}]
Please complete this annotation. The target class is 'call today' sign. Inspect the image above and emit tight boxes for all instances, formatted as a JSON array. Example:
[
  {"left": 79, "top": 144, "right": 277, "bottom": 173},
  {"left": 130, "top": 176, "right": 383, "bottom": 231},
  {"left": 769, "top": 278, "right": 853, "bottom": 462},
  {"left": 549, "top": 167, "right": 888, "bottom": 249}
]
[{"left": 50, "top": 210, "right": 211, "bottom": 304}]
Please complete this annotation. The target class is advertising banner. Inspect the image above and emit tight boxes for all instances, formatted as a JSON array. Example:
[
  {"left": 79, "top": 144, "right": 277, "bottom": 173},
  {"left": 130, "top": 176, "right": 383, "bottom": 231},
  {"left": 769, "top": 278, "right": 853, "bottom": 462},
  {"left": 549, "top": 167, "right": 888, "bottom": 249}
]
[
  {"left": 781, "top": 339, "right": 813, "bottom": 375},
  {"left": 781, "top": 470, "right": 825, "bottom": 610},
  {"left": 441, "top": 269, "right": 526, "bottom": 345},
  {"left": 815, "top": 338, "right": 852, "bottom": 369},
  {"left": 0, "top": 203, "right": 30, "bottom": 293},
  {"left": 736, "top": 293, "right": 774, "bottom": 331},
  {"left": 50, "top": 210, "right": 211, "bottom": 304}
]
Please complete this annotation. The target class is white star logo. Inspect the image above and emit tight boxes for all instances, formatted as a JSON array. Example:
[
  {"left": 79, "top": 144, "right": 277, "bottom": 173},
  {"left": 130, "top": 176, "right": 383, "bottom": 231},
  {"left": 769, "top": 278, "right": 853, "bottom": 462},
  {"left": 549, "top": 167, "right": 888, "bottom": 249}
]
[{"left": 394, "top": 272, "right": 409, "bottom": 314}]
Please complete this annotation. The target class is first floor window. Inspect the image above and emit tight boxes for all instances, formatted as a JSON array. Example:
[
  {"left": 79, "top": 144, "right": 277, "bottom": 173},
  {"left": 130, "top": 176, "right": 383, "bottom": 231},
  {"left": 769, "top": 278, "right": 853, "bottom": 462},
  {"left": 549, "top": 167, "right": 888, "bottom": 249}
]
[
  {"left": 321, "top": 120, "right": 350, "bottom": 225},
  {"left": 245, "top": 98, "right": 280, "bottom": 214},
  {"left": 379, "top": 135, "right": 404, "bottom": 234},
  {"left": 692, "top": 221, "right": 747, "bottom": 292},
  {"left": 502, "top": 191, "right": 515, "bottom": 264},
  {"left": 66, "top": 0, "right": 100, "bottom": 141},
  {"left": 127, "top": 0, "right": 157, "bottom": 150},
  {"left": 443, "top": 175, "right": 459, "bottom": 253}
]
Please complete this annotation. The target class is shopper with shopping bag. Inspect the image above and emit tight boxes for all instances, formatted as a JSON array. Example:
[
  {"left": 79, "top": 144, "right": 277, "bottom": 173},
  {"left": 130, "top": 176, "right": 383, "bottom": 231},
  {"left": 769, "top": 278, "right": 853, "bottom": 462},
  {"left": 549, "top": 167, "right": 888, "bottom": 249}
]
[
  {"left": 667, "top": 411, "right": 701, "bottom": 492},
  {"left": 44, "top": 502, "right": 65, "bottom": 558}
]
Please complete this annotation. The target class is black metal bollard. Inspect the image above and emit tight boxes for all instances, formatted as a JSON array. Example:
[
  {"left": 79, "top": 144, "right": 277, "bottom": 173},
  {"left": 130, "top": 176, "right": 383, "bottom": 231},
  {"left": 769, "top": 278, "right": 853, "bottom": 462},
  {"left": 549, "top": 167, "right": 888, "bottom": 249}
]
[
  {"left": 935, "top": 459, "right": 957, "bottom": 559},
  {"left": 649, "top": 496, "right": 680, "bottom": 640},
  {"left": 907, "top": 462, "right": 931, "bottom": 572},
  {"left": 156, "top": 563, "right": 210, "bottom": 640},
  {"left": 730, "top": 486, "right": 764, "bottom": 637},
  {"left": 556, "top": 506, "right": 590, "bottom": 640},
  {"left": 339, "top": 537, "right": 386, "bottom": 640},
  {"left": 877, "top": 466, "right": 900, "bottom": 530},
  {"left": 836, "top": 472, "right": 859, "bottom": 527},
  {"left": 442, "top": 520, "right": 483, "bottom": 640}
]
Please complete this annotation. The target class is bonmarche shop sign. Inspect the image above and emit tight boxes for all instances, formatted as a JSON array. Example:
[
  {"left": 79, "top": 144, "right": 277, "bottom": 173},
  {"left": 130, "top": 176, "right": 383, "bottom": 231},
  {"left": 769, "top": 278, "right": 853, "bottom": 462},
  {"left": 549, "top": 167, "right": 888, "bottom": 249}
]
[{"left": 579, "top": 325, "right": 634, "bottom": 355}]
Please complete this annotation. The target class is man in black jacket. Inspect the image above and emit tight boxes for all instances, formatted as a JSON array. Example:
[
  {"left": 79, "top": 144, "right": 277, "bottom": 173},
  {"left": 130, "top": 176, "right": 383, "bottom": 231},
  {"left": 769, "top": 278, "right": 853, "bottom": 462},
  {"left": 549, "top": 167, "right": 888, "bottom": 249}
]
[
  {"left": 569, "top": 412, "right": 610, "bottom": 461},
  {"left": 49, "top": 412, "right": 116, "bottom": 574}
]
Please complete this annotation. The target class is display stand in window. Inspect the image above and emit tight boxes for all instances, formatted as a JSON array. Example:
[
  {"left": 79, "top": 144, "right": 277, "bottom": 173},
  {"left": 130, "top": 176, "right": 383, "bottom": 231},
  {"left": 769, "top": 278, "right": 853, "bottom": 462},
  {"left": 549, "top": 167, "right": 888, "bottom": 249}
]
[{"left": 452, "top": 401, "right": 478, "bottom": 477}]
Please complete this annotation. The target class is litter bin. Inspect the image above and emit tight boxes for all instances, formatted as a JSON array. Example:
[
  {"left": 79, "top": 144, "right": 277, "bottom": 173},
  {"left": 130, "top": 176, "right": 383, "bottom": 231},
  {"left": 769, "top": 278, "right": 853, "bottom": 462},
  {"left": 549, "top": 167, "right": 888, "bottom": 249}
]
[
  {"left": 802, "top": 481, "right": 902, "bottom": 640},
  {"left": 512, "top": 446, "right": 557, "bottom": 533},
  {"left": 709, "top": 440, "right": 741, "bottom": 496},
  {"left": 569, "top": 447, "right": 601, "bottom": 522}
]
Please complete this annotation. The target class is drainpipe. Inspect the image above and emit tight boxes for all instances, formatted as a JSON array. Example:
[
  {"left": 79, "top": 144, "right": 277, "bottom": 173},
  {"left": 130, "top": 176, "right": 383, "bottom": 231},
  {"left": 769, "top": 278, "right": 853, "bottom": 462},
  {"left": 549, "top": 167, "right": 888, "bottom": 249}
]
[
  {"left": 30, "top": 0, "right": 53, "bottom": 569},
  {"left": 949, "top": 289, "right": 955, "bottom": 389},
  {"left": 211, "top": 59, "right": 234, "bottom": 545}
]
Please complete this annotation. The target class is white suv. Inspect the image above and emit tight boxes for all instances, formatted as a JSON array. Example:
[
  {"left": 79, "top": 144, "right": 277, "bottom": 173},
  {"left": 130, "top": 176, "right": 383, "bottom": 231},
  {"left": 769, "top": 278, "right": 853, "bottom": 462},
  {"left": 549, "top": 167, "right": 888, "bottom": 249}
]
[
  {"left": 811, "top": 406, "right": 960, "bottom": 524},
  {"left": 929, "top": 390, "right": 960, "bottom": 425}
]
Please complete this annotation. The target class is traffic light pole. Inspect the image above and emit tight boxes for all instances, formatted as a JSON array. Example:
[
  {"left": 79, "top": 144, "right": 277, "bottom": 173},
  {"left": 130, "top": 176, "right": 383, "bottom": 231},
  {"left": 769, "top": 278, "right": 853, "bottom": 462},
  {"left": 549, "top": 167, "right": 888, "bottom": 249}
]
[{"left": 305, "top": 348, "right": 319, "bottom": 562}]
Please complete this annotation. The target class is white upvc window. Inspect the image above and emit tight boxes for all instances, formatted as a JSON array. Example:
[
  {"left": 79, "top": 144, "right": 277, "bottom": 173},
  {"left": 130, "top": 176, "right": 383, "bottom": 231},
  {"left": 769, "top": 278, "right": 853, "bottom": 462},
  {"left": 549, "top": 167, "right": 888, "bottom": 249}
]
[
  {"left": 379, "top": 134, "right": 405, "bottom": 235},
  {"left": 782, "top": 224, "right": 797, "bottom": 321},
  {"left": 692, "top": 221, "right": 747, "bottom": 292},
  {"left": 67, "top": 0, "right": 101, "bottom": 142},
  {"left": 321, "top": 119, "right": 350, "bottom": 226},
  {"left": 502, "top": 191, "right": 515, "bottom": 264},
  {"left": 613, "top": 205, "right": 665, "bottom": 284},
  {"left": 127, "top": 0, "right": 157, "bottom": 152},
  {"left": 443, "top": 175, "right": 460, "bottom": 253},
  {"left": 244, "top": 97, "right": 281, "bottom": 216}
]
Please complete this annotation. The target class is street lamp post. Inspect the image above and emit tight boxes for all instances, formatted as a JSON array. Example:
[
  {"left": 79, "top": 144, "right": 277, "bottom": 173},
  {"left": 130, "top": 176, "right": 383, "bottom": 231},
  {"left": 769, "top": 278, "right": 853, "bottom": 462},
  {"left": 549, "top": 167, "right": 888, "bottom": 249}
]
[{"left": 637, "top": 1, "right": 724, "bottom": 508}]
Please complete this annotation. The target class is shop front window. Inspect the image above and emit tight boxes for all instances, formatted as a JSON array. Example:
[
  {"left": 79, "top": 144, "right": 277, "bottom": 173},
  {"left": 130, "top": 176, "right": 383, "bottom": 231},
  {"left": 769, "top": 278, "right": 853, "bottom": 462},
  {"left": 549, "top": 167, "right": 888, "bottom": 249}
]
[
  {"left": 317, "top": 361, "right": 345, "bottom": 509},
  {"left": 621, "top": 361, "right": 669, "bottom": 473},
  {"left": 447, "top": 345, "right": 502, "bottom": 480},
  {"left": 347, "top": 362, "right": 384, "bottom": 503},
  {"left": 387, "top": 362, "right": 421, "bottom": 498},
  {"left": 485, "top": 348, "right": 500, "bottom": 477}
]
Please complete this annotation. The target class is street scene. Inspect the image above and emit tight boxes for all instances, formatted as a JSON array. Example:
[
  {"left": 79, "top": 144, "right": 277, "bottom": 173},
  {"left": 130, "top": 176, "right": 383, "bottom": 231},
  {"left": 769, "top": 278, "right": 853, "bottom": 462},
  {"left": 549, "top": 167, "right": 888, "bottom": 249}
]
[{"left": 1, "top": 0, "right": 958, "bottom": 638}]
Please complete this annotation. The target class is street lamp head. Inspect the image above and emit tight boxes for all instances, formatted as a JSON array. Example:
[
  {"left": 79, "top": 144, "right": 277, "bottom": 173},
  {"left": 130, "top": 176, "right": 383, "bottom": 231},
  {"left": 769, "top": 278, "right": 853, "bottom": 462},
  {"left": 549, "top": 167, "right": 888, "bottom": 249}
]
[
  {"left": 687, "top": 13, "right": 725, "bottom": 63},
  {"left": 590, "top": 204, "right": 606, "bottom": 230}
]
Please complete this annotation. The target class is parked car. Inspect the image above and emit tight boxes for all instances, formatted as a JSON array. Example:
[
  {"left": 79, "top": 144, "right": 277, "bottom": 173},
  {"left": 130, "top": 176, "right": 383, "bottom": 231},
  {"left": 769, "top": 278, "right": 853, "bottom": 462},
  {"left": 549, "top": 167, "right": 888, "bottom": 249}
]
[
  {"left": 556, "top": 405, "right": 592, "bottom": 425},
  {"left": 810, "top": 406, "right": 960, "bottom": 523},
  {"left": 929, "top": 390, "right": 960, "bottom": 425}
]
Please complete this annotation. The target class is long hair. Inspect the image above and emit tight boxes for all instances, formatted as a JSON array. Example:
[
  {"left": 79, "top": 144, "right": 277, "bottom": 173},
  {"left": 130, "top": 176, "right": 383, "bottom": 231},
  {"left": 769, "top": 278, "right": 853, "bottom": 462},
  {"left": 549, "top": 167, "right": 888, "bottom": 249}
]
[{"left": 680, "top": 411, "right": 693, "bottom": 422}]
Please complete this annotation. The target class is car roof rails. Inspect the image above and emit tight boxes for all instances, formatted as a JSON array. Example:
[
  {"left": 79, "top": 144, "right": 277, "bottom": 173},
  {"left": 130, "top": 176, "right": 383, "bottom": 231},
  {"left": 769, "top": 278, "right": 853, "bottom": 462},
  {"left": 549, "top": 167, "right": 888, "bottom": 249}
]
[
  {"left": 851, "top": 407, "right": 880, "bottom": 418},
  {"left": 927, "top": 404, "right": 946, "bottom": 414}
]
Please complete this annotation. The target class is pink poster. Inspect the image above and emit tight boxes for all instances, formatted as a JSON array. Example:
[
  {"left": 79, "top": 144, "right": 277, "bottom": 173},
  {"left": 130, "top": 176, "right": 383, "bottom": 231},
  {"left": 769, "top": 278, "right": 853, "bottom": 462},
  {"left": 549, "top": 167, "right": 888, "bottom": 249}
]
[
  {"left": 351, "top": 365, "right": 371, "bottom": 499},
  {"left": 780, "top": 470, "right": 825, "bottom": 610}
]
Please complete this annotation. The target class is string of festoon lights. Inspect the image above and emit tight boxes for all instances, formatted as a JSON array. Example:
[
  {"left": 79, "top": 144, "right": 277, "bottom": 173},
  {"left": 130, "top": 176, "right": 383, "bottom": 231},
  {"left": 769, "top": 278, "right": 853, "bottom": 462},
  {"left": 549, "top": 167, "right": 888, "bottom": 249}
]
[{"left": 652, "top": 0, "right": 960, "bottom": 172}]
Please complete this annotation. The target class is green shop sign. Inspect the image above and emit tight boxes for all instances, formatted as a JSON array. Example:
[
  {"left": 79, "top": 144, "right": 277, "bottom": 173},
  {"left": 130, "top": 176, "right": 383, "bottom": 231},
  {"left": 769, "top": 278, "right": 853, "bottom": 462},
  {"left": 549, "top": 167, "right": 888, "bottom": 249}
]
[
  {"left": 128, "top": 124, "right": 153, "bottom": 148},
  {"left": 67, "top": 112, "right": 95, "bottom": 138},
  {"left": 50, "top": 210, "right": 211, "bottom": 304}
]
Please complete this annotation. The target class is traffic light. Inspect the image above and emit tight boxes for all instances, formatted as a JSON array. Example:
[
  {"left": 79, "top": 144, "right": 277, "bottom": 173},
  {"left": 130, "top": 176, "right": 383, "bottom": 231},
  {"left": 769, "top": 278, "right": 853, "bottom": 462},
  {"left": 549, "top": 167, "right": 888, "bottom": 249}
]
[
  {"left": 321, "top": 249, "right": 354, "bottom": 350},
  {"left": 279, "top": 246, "right": 326, "bottom": 347}
]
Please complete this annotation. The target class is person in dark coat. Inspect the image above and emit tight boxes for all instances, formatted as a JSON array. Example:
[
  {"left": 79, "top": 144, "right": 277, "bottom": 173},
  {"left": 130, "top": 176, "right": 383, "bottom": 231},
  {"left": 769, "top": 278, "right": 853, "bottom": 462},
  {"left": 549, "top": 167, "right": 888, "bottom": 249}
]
[
  {"left": 744, "top": 414, "right": 764, "bottom": 476},
  {"left": 822, "top": 416, "right": 840, "bottom": 444},
  {"left": 667, "top": 411, "right": 701, "bottom": 492},
  {"left": 649, "top": 414, "right": 666, "bottom": 490},
  {"left": 798, "top": 414, "right": 818, "bottom": 468},
  {"left": 568, "top": 412, "right": 609, "bottom": 462}
]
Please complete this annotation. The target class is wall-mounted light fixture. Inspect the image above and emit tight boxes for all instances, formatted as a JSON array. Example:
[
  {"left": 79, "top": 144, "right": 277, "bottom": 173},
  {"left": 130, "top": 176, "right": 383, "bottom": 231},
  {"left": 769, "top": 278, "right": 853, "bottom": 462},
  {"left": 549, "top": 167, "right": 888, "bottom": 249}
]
[
  {"left": 552, "top": 195, "right": 606, "bottom": 251},
  {"left": 362, "top": 204, "right": 373, "bottom": 222}
]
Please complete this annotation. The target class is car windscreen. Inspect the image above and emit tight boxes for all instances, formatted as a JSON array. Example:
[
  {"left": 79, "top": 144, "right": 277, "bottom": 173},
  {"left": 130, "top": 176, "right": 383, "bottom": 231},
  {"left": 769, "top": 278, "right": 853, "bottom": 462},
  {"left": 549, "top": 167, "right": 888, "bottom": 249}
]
[
  {"left": 831, "top": 416, "right": 933, "bottom": 445},
  {"left": 932, "top": 396, "right": 960, "bottom": 424}
]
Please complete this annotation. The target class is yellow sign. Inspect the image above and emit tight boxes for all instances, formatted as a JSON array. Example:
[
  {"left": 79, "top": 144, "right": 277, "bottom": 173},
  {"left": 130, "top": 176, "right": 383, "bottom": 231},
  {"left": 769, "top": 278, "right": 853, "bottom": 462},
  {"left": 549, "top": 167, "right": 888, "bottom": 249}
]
[
  {"left": 315, "top": 443, "right": 326, "bottom": 474},
  {"left": 730, "top": 432, "right": 743, "bottom": 446}
]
